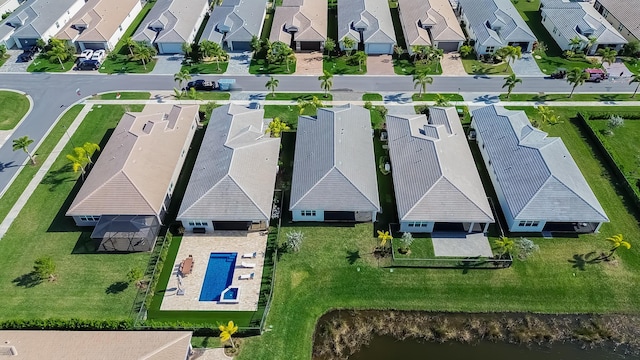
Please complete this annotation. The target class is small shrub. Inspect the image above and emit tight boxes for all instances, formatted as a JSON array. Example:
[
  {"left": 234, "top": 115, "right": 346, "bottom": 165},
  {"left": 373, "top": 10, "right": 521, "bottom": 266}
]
[
  {"left": 364, "top": 100, "right": 372, "bottom": 110},
  {"left": 285, "top": 230, "right": 304, "bottom": 252},
  {"left": 400, "top": 232, "right": 414, "bottom": 251},
  {"left": 608, "top": 115, "right": 624, "bottom": 131},
  {"left": 374, "top": 105, "right": 387, "bottom": 118},
  {"left": 514, "top": 238, "right": 540, "bottom": 261},
  {"left": 127, "top": 268, "right": 145, "bottom": 288},
  {"left": 33, "top": 256, "right": 56, "bottom": 282}
]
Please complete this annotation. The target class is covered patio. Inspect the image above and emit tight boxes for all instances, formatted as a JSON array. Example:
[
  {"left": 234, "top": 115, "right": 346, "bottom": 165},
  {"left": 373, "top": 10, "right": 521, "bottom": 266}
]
[{"left": 91, "top": 215, "right": 160, "bottom": 252}]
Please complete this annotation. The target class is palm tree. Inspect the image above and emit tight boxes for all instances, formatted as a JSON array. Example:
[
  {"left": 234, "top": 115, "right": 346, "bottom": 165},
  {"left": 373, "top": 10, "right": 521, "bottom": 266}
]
[
  {"left": 285, "top": 52, "right": 296, "bottom": 73},
  {"left": 80, "top": 142, "right": 100, "bottom": 165},
  {"left": 434, "top": 94, "right": 451, "bottom": 107},
  {"left": 569, "top": 36, "right": 583, "bottom": 52},
  {"left": 342, "top": 37, "right": 356, "bottom": 57},
  {"left": 12, "top": 136, "right": 36, "bottom": 165},
  {"left": 250, "top": 35, "right": 261, "bottom": 55},
  {"left": 265, "top": 76, "right": 279, "bottom": 98},
  {"left": 211, "top": 43, "right": 228, "bottom": 71},
  {"left": 218, "top": 321, "right": 238, "bottom": 348},
  {"left": 428, "top": 46, "right": 444, "bottom": 64},
  {"left": 498, "top": 45, "right": 521, "bottom": 72},
  {"left": 318, "top": 70, "right": 333, "bottom": 98},
  {"left": 537, "top": 106, "right": 558, "bottom": 126},
  {"left": 603, "top": 234, "right": 631, "bottom": 260},
  {"left": 630, "top": 74, "right": 640, "bottom": 98},
  {"left": 174, "top": 69, "right": 191, "bottom": 93},
  {"left": 199, "top": 40, "right": 216, "bottom": 60},
  {"left": 324, "top": 38, "right": 336, "bottom": 58},
  {"left": 597, "top": 47, "right": 617, "bottom": 67},
  {"left": 459, "top": 45, "right": 473, "bottom": 58},
  {"left": 566, "top": 67, "right": 589, "bottom": 98},
  {"left": 502, "top": 74, "right": 522, "bottom": 99},
  {"left": 377, "top": 230, "right": 392, "bottom": 247},
  {"left": 181, "top": 42, "right": 192, "bottom": 57},
  {"left": 584, "top": 36, "right": 598, "bottom": 54},
  {"left": 352, "top": 50, "right": 366, "bottom": 72},
  {"left": 393, "top": 44, "right": 403, "bottom": 58},
  {"left": 47, "top": 43, "right": 68, "bottom": 70},
  {"left": 123, "top": 37, "right": 136, "bottom": 57},
  {"left": 494, "top": 236, "right": 514, "bottom": 257},
  {"left": 413, "top": 72, "right": 433, "bottom": 97},
  {"left": 297, "top": 96, "right": 324, "bottom": 115},
  {"left": 66, "top": 147, "right": 90, "bottom": 180},
  {"left": 132, "top": 42, "right": 156, "bottom": 70}
]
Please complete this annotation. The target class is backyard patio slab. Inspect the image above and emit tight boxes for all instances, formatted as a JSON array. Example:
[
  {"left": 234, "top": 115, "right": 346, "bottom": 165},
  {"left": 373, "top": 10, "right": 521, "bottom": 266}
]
[
  {"left": 160, "top": 231, "right": 267, "bottom": 311},
  {"left": 431, "top": 232, "right": 493, "bottom": 257}
]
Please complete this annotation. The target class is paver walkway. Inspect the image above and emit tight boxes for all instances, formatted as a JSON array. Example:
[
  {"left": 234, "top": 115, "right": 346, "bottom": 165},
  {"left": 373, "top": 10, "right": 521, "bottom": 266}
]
[
  {"left": 510, "top": 53, "right": 545, "bottom": 76},
  {"left": 440, "top": 52, "right": 467, "bottom": 76},
  {"left": 0, "top": 104, "right": 91, "bottom": 240},
  {"left": 0, "top": 50, "right": 32, "bottom": 73},
  {"left": 366, "top": 55, "right": 395, "bottom": 75},
  {"left": 294, "top": 52, "right": 323, "bottom": 75},
  {"left": 194, "top": 348, "right": 232, "bottom": 360},
  {"left": 226, "top": 52, "right": 252, "bottom": 75},
  {"left": 151, "top": 55, "right": 184, "bottom": 75}
]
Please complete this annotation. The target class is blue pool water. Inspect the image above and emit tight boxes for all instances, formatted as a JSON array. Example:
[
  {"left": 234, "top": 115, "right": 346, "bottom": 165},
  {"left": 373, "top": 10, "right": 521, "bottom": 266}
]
[
  {"left": 223, "top": 287, "right": 239, "bottom": 300},
  {"left": 199, "top": 253, "right": 237, "bottom": 301}
]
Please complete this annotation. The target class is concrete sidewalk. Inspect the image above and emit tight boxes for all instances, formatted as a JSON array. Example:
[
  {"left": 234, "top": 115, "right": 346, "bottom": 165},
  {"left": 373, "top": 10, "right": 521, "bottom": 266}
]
[{"left": 0, "top": 104, "right": 92, "bottom": 240}]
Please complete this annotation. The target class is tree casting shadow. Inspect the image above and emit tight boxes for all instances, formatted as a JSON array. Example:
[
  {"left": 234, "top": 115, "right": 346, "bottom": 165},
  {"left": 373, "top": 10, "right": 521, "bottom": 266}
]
[
  {"left": 12, "top": 272, "right": 43, "bottom": 288},
  {"left": 346, "top": 250, "right": 361, "bottom": 265},
  {"left": 105, "top": 281, "right": 129, "bottom": 294},
  {"left": 568, "top": 251, "right": 602, "bottom": 271}
]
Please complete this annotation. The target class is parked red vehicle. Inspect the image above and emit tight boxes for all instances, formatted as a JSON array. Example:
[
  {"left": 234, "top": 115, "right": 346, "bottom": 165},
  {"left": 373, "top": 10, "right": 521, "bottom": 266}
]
[{"left": 584, "top": 68, "right": 608, "bottom": 83}]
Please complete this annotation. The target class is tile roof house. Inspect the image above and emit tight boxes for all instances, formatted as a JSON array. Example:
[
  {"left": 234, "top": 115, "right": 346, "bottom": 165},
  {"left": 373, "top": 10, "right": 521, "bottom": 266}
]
[
  {"left": 456, "top": 0, "right": 537, "bottom": 55},
  {"left": 541, "top": 0, "right": 627, "bottom": 55},
  {"left": 133, "top": 0, "right": 209, "bottom": 54},
  {"left": 201, "top": 0, "right": 268, "bottom": 52},
  {"left": 471, "top": 105, "right": 609, "bottom": 233},
  {"left": 0, "top": 330, "right": 193, "bottom": 359},
  {"left": 270, "top": 0, "right": 327, "bottom": 52},
  {"left": 594, "top": 0, "right": 640, "bottom": 42},
  {"left": 397, "top": 0, "right": 465, "bottom": 53},
  {"left": 338, "top": 0, "right": 396, "bottom": 54},
  {"left": 290, "top": 105, "right": 380, "bottom": 222},
  {"left": 386, "top": 107, "right": 494, "bottom": 233},
  {"left": 56, "top": 0, "right": 142, "bottom": 51},
  {"left": 66, "top": 105, "right": 199, "bottom": 250},
  {"left": 0, "top": 0, "right": 85, "bottom": 49},
  {"left": 177, "top": 104, "right": 280, "bottom": 233}
]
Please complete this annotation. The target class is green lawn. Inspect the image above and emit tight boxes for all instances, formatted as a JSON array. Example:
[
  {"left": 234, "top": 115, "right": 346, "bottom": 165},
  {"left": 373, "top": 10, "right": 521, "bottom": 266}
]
[
  {"left": 323, "top": 55, "right": 366, "bottom": 75},
  {"left": 370, "top": 109, "right": 385, "bottom": 130},
  {"left": 0, "top": 91, "right": 30, "bottom": 130},
  {"left": 623, "top": 58, "right": 640, "bottom": 74},
  {"left": 234, "top": 106, "right": 640, "bottom": 360},
  {"left": 0, "top": 104, "right": 149, "bottom": 320},
  {"left": 393, "top": 55, "right": 442, "bottom": 75},
  {"left": 0, "top": 54, "right": 9, "bottom": 68},
  {"left": 462, "top": 58, "right": 512, "bottom": 75},
  {"left": 98, "top": 2, "right": 155, "bottom": 74},
  {"left": 263, "top": 105, "right": 320, "bottom": 130},
  {"left": 185, "top": 92, "right": 231, "bottom": 101},
  {"left": 181, "top": 61, "right": 229, "bottom": 74},
  {"left": 513, "top": 0, "right": 596, "bottom": 74},
  {"left": 499, "top": 93, "right": 638, "bottom": 102},
  {"left": 0, "top": 105, "right": 83, "bottom": 225},
  {"left": 392, "top": 237, "right": 435, "bottom": 259},
  {"left": 92, "top": 92, "right": 151, "bottom": 100},
  {"left": 249, "top": 58, "right": 295, "bottom": 75},
  {"left": 27, "top": 56, "right": 75, "bottom": 72},
  {"left": 264, "top": 93, "right": 332, "bottom": 101},
  {"left": 363, "top": 93, "right": 383, "bottom": 101},
  {"left": 412, "top": 93, "right": 464, "bottom": 102}
]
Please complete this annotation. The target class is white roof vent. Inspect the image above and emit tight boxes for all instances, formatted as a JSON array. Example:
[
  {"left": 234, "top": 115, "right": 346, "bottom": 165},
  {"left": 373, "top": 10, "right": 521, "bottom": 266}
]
[{"left": 0, "top": 346, "right": 18, "bottom": 356}]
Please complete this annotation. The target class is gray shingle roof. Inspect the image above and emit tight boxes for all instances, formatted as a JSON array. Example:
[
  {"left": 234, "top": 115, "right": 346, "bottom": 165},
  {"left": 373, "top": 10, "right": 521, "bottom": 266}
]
[
  {"left": 338, "top": 0, "right": 396, "bottom": 45},
  {"left": 597, "top": 0, "right": 640, "bottom": 40},
  {"left": 201, "top": 0, "right": 268, "bottom": 45},
  {"left": 386, "top": 108, "right": 493, "bottom": 223},
  {"left": 133, "top": 0, "right": 209, "bottom": 44},
  {"left": 177, "top": 104, "right": 280, "bottom": 222},
  {"left": 540, "top": 0, "right": 627, "bottom": 45},
  {"left": 458, "top": 0, "right": 536, "bottom": 47},
  {"left": 398, "top": 0, "right": 465, "bottom": 47},
  {"left": 290, "top": 105, "right": 380, "bottom": 212},
  {"left": 472, "top": 105, "right": 608, "bottom": 223},
  {"left": 0, "top": 0, "right": 81, "bottom": 40}
]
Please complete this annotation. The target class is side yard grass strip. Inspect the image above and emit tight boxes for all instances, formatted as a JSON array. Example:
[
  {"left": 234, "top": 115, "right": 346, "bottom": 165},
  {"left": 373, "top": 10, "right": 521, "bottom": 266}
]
[
  {"left": 92, "top": 92, "right": 151, "bottom": 100},
  {"left": 0, "top": 91, "right": 31, "bottom": 130}
]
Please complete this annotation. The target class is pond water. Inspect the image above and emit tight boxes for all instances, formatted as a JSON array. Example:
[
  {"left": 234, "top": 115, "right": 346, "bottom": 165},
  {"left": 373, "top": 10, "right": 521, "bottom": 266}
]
[{"left": 348, "top": 336, "right": 629, "bottom": 360}]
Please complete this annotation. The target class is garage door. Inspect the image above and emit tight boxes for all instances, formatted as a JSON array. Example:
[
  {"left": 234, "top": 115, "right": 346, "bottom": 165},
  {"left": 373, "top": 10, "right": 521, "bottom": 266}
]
[
  {"left": 437, "top": 42, "right": 459, "bottom": 52},
  {"left": 82, "top": 42, "right": 106, "bottom": 50},
  {"left": 366, "top": 43, "right": 391, "bottom": 55},
  {"left": 159, "top": 42, "right": 183, "bottom": 54},
  {"left": 299, "top": 41, "right": 321, "bottom": 51},
  {"left": 213, "top": 221, "right": 251, "bottom": 231},
  {"left": 231, "top": 41, "right": 251, "bottom": 51},
  {"left": 17, "top": 38, "right": 38, "bottom": 48}
]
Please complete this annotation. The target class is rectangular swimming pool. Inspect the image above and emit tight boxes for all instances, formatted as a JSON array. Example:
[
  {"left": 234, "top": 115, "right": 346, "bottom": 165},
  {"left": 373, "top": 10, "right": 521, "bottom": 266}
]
[{"left": 199, "top": 252, "right": 237, "bottom": 301}]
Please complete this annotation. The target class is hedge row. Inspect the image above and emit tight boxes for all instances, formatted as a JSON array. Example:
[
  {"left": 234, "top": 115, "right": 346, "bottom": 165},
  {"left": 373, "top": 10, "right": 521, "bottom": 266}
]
[
  {"left": 580, "top": 112, "right": 640, "bottom": 120},
  {"left": 0, "top": 319, "right": 133, "bottom": 330}
]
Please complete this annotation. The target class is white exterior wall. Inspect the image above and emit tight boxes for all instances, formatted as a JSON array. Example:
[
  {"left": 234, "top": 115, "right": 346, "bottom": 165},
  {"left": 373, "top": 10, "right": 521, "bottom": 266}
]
[
  {"left": 0, "top": 0, "right": 20, "bottom": 16},
  {"left": 188, "top": 0, "right": 209, "bottom": 44},
  {"left": 509, "top": 220, "right": 545, "bottom": 233},
  {"left": 595, "top": 2, "right": 639, "bottom": 42},
  {"left": 165, "top": 116, "right": 198, "bottom": 200},
  {"left": 105, "top": 0, "right": 142, "bottom": 51},
  {"left": 292, "top": 210, "right": 325, "bottom": 222},
  {"left": 541, "top": 12, "right": 572, "bottom": 52},
  {"left": 400, "top": 221, "right": 435, "bottom": 233},
  {"left": 181, "top": 220, "right": 214, "bottom": 233},
  {"left": 72, "top": 215, "right": 101, "bottom": 227}
]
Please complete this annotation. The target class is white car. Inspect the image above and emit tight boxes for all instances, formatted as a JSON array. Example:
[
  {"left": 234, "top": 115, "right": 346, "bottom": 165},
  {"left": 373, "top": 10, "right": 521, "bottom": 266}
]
[
  {"left": 91, "top": 49, "right": 106, "bottom": 62},
  {"left": 80, "top": 49, "right": 93, "bottom": 61}
]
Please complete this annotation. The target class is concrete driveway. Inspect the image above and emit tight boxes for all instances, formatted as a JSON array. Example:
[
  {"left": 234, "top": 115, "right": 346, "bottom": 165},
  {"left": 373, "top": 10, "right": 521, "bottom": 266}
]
[
  {"left": 226, "top": 51, "right": 251, "bottom": 75},
  {"left": 294, "top": 51, "right": 323, "bottom": 75},
  {"left": 603, "top": 58, "right": 633, "bottom": 79},
  {"left": 151, "top": 54, "right": 184, "bottom": 75},
  {"left": 440, "top": 52, "right": 467, "bottom": 76},
  {"left": 0, "top": 50, "right": 34, "bottom": 72},
  {"left": 510, "top": 53, "right": 545, "bottom": 76},
  {"left": 366, "top": 55, "right": 395, "bottom": 75}
]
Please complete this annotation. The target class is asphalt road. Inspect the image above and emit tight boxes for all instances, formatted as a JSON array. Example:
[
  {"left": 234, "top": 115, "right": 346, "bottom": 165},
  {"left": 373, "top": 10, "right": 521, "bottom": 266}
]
[{"left": 0, "top": 72, "right": 637, "bottom": 196}]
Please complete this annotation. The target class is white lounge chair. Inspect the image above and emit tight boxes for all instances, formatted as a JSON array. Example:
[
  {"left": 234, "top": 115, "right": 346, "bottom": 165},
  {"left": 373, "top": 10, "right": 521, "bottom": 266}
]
[
  {"left": 240, "top": 262, "right": 256, "bottom": 268},
  {"left": 242, "top": 252, "right": 257, "bottom": 259},
  {"left": 239, "top": 273, "right": 255, "bottom": 280}
]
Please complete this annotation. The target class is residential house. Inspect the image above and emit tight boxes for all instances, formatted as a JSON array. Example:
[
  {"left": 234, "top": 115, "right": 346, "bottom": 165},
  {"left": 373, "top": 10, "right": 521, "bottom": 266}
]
[
  {"left": 594, "top": 0, "right": 640, "bottom": 43},
  {"left": 338, "top": 0, "right": 396, "bottom": 54},
  {"left": 471, "top": 105, "right": 609, "bottom": 233},
  {"left": 0, "top": 330, "right": 193, "bottom": 359},
  {"left": 290, "top": 105, "right": 380, "bottom": 222},
  {"left": 177, "top": 104, "right": 280, "bottom": 233},
  {"left": 201, "top": 0, "right": 267, "bottom": 51},
  {"left": 540, "top": 0, "right": 626, "bottom": 55},
  {"left": 270, "top": 0, "right": 327, "bottom": 51},
  {"left": 0, "top": 0, "right": 21, "bottom": 19},
  {"left": 398, "top": 0, "right": 465, "bottom": 53},
  {"left": 133, "top": 0, "right": 209, "bottom": 54},
  {"left": 0, "top": 0, "right": 85, "bottom": 49},
  {"left": 66, "top": 105, "right": 199, "bottom": 251},
  {"left": 456, "top": 0, "right": 536, "bottom": 55},
  {"left": 56, "top": 0, "right": 142, "bottom": 51},
  {"left": 386, "top": 107, "right": 494, "bottom": 233}
]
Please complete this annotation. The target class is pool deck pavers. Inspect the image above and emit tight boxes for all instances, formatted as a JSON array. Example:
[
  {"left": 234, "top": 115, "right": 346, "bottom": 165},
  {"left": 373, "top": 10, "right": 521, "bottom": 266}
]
[{"left": 160, "top": 231, "right": 267, "bottom": 311}]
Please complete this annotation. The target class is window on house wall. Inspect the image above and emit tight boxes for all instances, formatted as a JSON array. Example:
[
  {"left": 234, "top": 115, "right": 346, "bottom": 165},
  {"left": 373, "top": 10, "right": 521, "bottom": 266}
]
[
  {"left": 80, "top": 215, "right": 100, "bottom": 222},
  {"left": 119, "top": 25, "right": 123, "bottom": 31},
  {"left": 618, "top": 24, "right": 624, "bottom": 32},
  {"left": 56, "top": 21, "right": 60, "bottom": 28},
  {"left": 188, "top": 220, "right": 207, "bottom": 226},
  {"left": 301, "top": 210, "right": 316, "bottom": 217},
  {"left": 552, "top": 27, "right": 557, "bottom": 34},
  {"left": 486, "top": 46, "right": 495, "bottom": 53}
]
